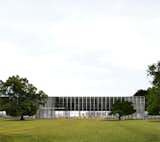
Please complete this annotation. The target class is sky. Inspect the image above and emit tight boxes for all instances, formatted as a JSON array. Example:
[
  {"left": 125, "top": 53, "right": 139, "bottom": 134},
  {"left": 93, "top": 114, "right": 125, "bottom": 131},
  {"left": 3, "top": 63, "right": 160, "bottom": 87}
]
[{"left": 0, "top": 0, "right": 160, "bottom": 96}]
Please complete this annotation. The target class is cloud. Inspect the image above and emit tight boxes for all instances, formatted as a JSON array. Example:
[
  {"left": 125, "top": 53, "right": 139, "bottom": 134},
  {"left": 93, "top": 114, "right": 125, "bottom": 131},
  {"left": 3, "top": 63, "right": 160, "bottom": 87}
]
[
  {"left": 49, "top": 15, "right": 160, "bottom": 70},
  {"left": 1, "top": 1, "right": 159, "bottom": 97},
  {"left": 0, "top": 42, "right": 28, "bottom": 77},
  {"left": 0, "top": 41, "right": 120, "bottom": 96}
]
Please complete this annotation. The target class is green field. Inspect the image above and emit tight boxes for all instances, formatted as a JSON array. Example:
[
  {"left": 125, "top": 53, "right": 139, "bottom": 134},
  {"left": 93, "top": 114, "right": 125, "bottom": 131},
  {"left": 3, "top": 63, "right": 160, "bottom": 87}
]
[{"left": 0, "top": 119, "right": 160, "bottom": 142}]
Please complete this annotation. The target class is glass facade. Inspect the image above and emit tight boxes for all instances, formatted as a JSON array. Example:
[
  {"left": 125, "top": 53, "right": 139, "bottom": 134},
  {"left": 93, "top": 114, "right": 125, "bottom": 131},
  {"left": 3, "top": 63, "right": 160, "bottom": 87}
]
[{"left": 37, "top": 96, "right": 145, "bottom": 119}]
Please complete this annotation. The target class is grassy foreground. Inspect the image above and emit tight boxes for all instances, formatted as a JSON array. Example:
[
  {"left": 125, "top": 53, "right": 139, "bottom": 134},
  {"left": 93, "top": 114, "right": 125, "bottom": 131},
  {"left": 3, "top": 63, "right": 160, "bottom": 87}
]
[{"left": 0, "top": 119, "right": 160, "bottom": 142}]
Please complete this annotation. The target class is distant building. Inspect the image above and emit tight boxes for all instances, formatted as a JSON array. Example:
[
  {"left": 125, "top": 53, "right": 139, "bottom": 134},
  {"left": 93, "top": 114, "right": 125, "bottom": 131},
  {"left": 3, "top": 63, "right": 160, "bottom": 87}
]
[{"left": 36, "top": 96, "right": 145, "bottom": 119}]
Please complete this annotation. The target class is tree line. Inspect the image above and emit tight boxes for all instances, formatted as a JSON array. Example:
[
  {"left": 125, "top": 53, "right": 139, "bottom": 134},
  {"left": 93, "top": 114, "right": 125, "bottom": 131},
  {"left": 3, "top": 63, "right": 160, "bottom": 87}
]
[{"left": 0, "top": 61, "right": 160, "bottom": 120}]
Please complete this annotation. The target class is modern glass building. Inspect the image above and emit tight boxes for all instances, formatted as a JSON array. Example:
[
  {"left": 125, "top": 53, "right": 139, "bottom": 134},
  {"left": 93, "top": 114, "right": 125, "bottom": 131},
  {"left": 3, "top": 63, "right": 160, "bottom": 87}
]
[{"left": 36, "top": 96, "right": 145, "bottom": 119}]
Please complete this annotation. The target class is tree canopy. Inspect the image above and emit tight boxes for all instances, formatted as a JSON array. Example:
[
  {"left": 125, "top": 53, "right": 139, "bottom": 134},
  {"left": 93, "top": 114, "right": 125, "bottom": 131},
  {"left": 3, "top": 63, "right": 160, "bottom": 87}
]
[
  {"left": 110, "top": 100, "right": 136, "bottom": 120},
  {"left": 146, "top": 61, "right": 160, "bottom": 115},
  {"left": 0, "top": 75, "right": 48, "bottom": 120},
  {"left": 147, "top": 87, "right": 160, "bottom": 115},
  {"left": 133, "top": 89, "right": 148, "bottom": 96},
  {"left": 147, "top": 61, "right": 160, "bottom": 88}
]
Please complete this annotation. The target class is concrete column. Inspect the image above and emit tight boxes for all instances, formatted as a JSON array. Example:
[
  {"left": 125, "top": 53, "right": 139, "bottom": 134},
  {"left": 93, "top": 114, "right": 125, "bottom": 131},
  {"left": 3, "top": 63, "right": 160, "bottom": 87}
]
[
  {"left": 74, "top": 97, "right": 76, "bottom": 111},
  {"left": 105, "top": 97, "right": 107, "bottom": 111},
  {"left": 86, "top": 97, "right": 87, "bottom": 111},
  {"left": 97, "top": 97, "right": 99, "bottom": 111},
  {"left": 62, "top": 97, "right": 64, "bottom": 108},
  {"left": 82, "top": 97, "right": 83, "bottom": 111},
  {"left": 70, "top": 97, "right": 72, "bottom": 111},
  {"left": 109, "top": 97, "right": 111, "bottom": 111},
  {"left": 90, "top": 97, "right": 91, "bottom": 117},
  {"left": 94, "top": 97, "right": 95, "bottom": 117},
  {"left": 51, "top": 97, "right": 53, "bottom": 119},
  {"left": 78, "top": 97, "right": 80, "bottom": 118},
  {"left": 66, "top": 96, "right": 68, "bottom": 109},
  {"left": 101, "top": 97, "right": 103, "bottom": 111}
]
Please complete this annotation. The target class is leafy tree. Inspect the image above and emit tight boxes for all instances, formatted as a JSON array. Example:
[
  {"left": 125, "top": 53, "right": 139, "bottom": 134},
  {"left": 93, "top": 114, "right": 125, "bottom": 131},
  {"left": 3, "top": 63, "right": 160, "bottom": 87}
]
[
  {"left": 0, "top": 75, "right": 48, "bottom": 120},
  {"left": 147, "top": 61, "right": 160, "bottom": 88},
  {"left": 147, "top": 61, "right": 160, "bottom": 115},
  {"left": 0, "top": 97, "right": 8, "bottom": 111},
  {"left": 110, "top": 100, "right": 136, "bottom": 120},
  {"left": 147, "top": 87, "right": 160, "bottom": 115}
]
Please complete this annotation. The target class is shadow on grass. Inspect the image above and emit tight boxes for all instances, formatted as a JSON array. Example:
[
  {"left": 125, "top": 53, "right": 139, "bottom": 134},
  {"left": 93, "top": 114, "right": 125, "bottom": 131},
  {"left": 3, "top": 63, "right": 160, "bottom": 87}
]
[
  {"left": 101, "top": 119, "right": 144, "bottom": 122},
  {"left": 148, "top": 120, "right": 160, "bottom": 123},
  {"left": 3, "top": 119, "right": 35, "bottom": 122},
  {"left": 100, "top": 119, "right": 122, "bottom": 122}
]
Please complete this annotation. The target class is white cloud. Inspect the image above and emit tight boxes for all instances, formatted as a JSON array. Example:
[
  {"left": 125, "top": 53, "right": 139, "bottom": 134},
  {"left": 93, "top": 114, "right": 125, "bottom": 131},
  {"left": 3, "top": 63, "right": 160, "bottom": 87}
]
[
  {"left": 49, "top": 15, "right": 160, "bottom": 70},
  {"left": 50, "top": 16, "right": 135, "bottom": 50},
  {"left": 0, "top": 42, "right": 24, "bottom": 78},
  {"left": 1, "top": 0, "right": 160, "bottom": 97},
  {"left": 0, "top": 43, "right": 110, "bottom": 96}
]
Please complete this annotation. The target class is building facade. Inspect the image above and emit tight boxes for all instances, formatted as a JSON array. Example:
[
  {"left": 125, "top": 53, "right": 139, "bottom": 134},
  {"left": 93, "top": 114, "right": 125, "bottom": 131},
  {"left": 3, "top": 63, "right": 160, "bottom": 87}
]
[{"left": 36, "top": 96, "right": 145, "bottom": 119}]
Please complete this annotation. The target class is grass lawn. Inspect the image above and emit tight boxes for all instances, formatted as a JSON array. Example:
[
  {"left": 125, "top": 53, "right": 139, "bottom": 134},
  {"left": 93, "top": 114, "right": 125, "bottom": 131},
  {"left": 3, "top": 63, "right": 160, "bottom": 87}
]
[{"left": 0, "top": 119, "right": 160, "bottom": 142}]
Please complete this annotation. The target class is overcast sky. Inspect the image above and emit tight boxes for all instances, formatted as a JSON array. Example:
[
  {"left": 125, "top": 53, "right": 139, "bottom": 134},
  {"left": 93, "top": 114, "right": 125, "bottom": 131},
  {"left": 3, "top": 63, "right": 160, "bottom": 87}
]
[{"left": 0, "top": 0, "right": 160, "bottom": 96}]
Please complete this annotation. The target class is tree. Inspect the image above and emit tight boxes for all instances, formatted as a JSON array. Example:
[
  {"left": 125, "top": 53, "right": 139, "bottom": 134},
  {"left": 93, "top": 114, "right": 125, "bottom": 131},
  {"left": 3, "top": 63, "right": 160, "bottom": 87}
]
[
  {"left": 0, "top": 75, "right": 48, "bottom": 120},
  {"left": 147, "top": 61, "right": 160, "bottom": 88},
  {"left": 147, "top": 87, "right": 160, "bottom": 115},
  {"left": 147, "top": 61, "right": 160, "bottom": 115},
  {"left": 110, "top": 100, "right": 136, "bottom": 120}
]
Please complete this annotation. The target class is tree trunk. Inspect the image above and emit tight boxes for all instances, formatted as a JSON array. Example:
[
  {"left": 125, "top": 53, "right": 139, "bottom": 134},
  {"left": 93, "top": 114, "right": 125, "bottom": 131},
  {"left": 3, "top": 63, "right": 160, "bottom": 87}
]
[
  {"left": 118, "top": 115, "right": 121, "bottom": 120},
  {"left": 20, "top": 115, "right": 24, "bottom": 120}
]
